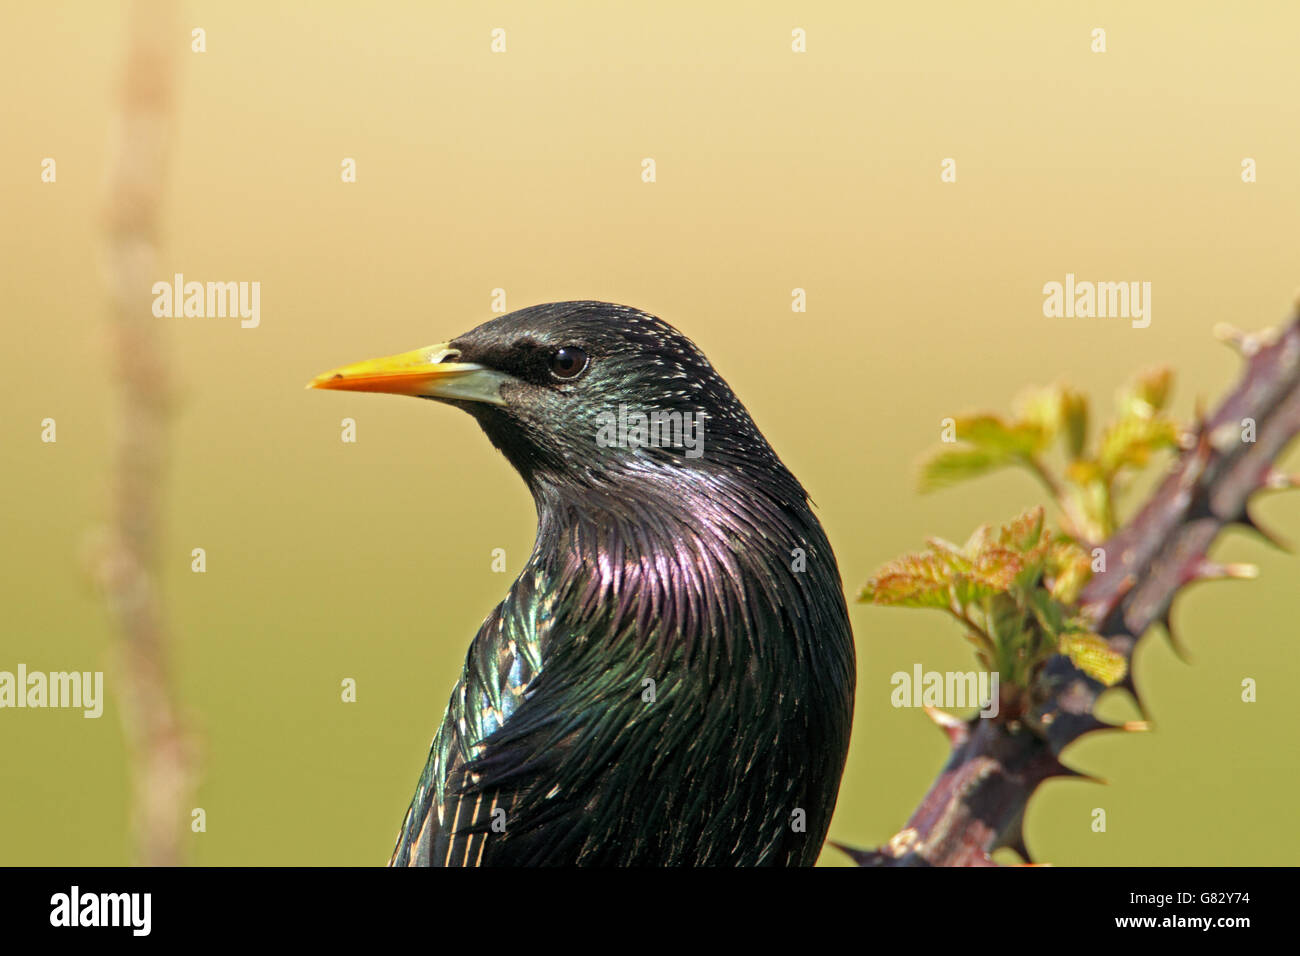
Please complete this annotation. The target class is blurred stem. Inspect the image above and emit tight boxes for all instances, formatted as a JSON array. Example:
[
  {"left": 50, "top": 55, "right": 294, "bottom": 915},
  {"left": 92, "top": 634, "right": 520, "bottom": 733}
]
[
  {"left": 1023, "top": 453, "right": 1093, "bottom": 544},
  {"left": 945, "top": 606, "right": 995, "bottom": 659},
  {"left": 97, "top": 0, "right": 194, "bottom": 867}
]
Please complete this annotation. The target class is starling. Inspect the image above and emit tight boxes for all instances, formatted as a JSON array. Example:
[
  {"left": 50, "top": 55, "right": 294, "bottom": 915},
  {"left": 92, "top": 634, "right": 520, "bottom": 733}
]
[{"left": 310, "top": 302, "right": 856, "bottom": 866}]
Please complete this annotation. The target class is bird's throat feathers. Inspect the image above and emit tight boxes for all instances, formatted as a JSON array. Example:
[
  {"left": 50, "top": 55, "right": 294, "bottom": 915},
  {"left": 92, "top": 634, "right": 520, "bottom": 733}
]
[{"left": 521, "top": 463, "right": 846, "bottom": 673}]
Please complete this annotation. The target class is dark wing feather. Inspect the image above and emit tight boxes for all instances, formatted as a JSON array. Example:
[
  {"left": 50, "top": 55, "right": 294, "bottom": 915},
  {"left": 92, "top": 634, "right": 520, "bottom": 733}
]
[{"left": 389, "top": 571, "right": 546, "bottom": 867}]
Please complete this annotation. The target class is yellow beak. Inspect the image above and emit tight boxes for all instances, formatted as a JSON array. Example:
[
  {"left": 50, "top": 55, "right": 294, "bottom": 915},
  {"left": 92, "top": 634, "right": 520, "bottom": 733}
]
[{"left": 308, "top": 342, "right": 511, "bottom": 405}]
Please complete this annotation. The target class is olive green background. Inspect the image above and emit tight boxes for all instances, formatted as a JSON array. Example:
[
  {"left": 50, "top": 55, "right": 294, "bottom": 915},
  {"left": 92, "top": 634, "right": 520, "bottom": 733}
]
[{"left": 2, "top": 1, "right": 1298, "bottom": 865}]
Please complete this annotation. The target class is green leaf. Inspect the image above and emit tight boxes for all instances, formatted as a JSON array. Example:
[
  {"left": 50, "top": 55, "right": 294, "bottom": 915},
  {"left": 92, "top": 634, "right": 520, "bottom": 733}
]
[
  {"left": 996, "top": 506, "right": 1045, "bottom": 552},
  {"left": 1047, "top": 540, "right": 1092, "bottom": 604},
  {"left": 1013, "top": 388, "right": 1063, "bottom": 442},
  {"left": 956, "top": 414, "right": 1045, "bottom": 457},
  {"left": 863, "top": 507, "right": 1124, "bottom": 701},
  {"left": 918, "top": 408, "right": 1056, "bottom": 494},
  {"left": 919, "top": 448, "right": 1012, "bottom": 492},
  {"left": 1126, "top": 367, "right": 1173, "bottom": 416},
  {"left": 863, "top": 509, "right": 1049, "bottom": 611},
  {"left": 1098, "top": 415, "right": 1179, "bottom": 476},
  {"left": 1059, "top": 632, "right": 1128, "bottom": 687},
  {"left": 860, "top": 551, "right": 961, "bottom": 609}
]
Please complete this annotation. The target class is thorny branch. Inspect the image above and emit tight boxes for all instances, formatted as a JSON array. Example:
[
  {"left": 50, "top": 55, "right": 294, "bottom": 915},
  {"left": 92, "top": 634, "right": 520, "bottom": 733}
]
[{"left": 842, "top": 308, "right": 1300, "bottom": 866}]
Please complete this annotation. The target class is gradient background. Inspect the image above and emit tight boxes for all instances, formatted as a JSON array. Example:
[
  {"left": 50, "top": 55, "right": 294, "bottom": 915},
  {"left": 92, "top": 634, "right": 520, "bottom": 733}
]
[{"left": 3, "top": 1, "right": 1298, "bottom": 866}]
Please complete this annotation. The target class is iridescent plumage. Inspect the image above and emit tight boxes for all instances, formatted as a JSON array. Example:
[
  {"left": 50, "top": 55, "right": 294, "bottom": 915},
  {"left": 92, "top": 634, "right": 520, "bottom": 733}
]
[{"left": 384, "top": 303, "right": 855, "bottom": 866}]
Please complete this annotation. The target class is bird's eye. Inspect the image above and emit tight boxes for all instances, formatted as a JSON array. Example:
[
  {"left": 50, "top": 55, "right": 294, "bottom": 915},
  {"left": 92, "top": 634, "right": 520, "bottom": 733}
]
[{"left": 549, "top": 346, "right": 589, "bottom": 381}]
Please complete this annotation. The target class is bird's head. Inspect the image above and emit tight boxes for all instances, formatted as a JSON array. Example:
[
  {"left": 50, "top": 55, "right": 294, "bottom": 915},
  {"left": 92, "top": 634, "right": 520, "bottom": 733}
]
[{"left": 310, "top": 301, "right": 795, "bottom": 502}]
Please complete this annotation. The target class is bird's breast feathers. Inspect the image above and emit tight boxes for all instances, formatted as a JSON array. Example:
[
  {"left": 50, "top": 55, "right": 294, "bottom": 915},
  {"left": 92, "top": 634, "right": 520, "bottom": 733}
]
[{"left": 392, "top": 486, "right": 854, "bottom": 867}]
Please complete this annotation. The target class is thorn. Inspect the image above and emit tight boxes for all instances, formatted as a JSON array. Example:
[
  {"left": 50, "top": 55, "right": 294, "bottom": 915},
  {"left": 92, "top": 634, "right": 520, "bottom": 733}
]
[
  {"left": 1072, "top": 712, "right": 1126, "bottom": 738},
  {"left": 1178, "top": 403, "right": 1209, "bottom": 451},
  {"left": 1120, "top": 672, "right": 1150, "bottom": 721},
  {"left": 1188, "top": 558, "right": 1259, "bottom": 584},
  {"left": 828, "top": 841, "right": 883, "bottom": 866},
  {"left": 1193, "top": 396, "right": 1208, "bottom": 427},
  {"left": 923, "top": 706, "right": 969, "bottom": 747},
  {"left": 1161, "top": 614, "right": 1192, "bottom": 664},
  {"left": 1178, "top": 418, "right": 1215, "bottom": 473},
  {"left": 1194, "top": 419, "right": 1214, "bottom": 465},
  {"left": 1214, "top": 322, "right": 1281, "bottom": 357},
  {"left": 1002, "top": 824, "right": 1034, "bottom": 864},
  {"left": 1214, "top": 323, "right": 1259, "bottom": 357},
  {"left": 1237, "top": 508, "right": 1291, "bottom": 552},
  {"left": 1260, "top": 468, "right": 1300, "bottom": 492},
  {"left": 1074, "top": 713, "right": 1153, "bottom": 737},
  {"left": 1213, "top": 322, "right": 1245, "bottom": 350},
  {"left": 1041, "top": 755, "right": 1106, "bottom": 785},
  {"left": 1057, "top": 764, "right": 1107, "bottom": 785}
]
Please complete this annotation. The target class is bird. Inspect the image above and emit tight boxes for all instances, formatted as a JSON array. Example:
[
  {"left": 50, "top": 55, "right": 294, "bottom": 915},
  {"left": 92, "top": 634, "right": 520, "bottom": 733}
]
[{"left": 309, "top": 301, "right": 856, "bottom": 866}]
